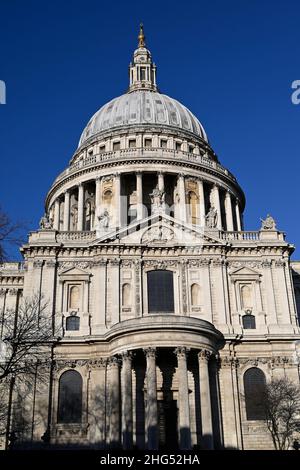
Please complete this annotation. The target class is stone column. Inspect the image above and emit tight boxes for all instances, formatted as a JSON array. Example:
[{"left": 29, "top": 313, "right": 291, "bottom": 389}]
[
  {"left": 144, "top": 347, "right": 158, "bottom": 450},
  {"left": 198, "top": 350, "right": 214, "bottom": 449},
  {"left": 53, "top": 199, "right": 60, "bottom": 230},
  {"left": 212, "top": 184, "right": 222, "bottom": 230},
  {"left": 197, "top": 178, "right": 206, "bottom": 227},
  {"left": 175, "top": 347, "right": 191, "bottom": 449},
  {"left": 225, "top": 191, "right": 234, "bottom": 231},
  {"left": 110, "top": 259, "right": 120, "bottom": 325},
  {"left": 136, "top": 171, "right": 143, "bottom": 220},
  {"left": 178, "top": 174, "right": 187, "bottom": 223},
  {"left": 235, "top": 199, "right": 241, "bottom": 231},
  {"left": 121, "top": 351, "right": 133, "bottom": 449},
  {"left": 95, "top": 176, "right": 102, "bottom": 228},
  {"left": 77, "top": 183, "right": 84, "bottom": 231},
  {"left": 63, "top": 190, "right": 70, "bottom": 231},
  {"left": 158, "top": 171, "right": 166, "bottom": 214},
  {"left": 158, "top": 171, "right": 164, "bottom": 191},
  {"left": 114, "top": 173, "right": 121, "bottom": 228},
  {"left": 108, "top": 356, "right": 120, "bottom": 447},
  {"left": 92, "top": 259, "right": 107, "bottom": 334}
]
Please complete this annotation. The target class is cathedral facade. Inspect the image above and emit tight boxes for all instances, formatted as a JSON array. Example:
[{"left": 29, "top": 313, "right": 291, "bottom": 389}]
[{"left": 1, "top": 26, "right": 300, "bottom": 450}]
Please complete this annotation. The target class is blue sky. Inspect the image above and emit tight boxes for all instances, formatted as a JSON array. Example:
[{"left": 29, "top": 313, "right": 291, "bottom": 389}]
[{"left": 0, "top": 0, "right": 299, "bottom": 260}]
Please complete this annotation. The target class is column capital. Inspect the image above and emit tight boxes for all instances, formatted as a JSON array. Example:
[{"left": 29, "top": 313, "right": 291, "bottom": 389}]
[
  {"left": 96, "top": 175, "right": 102, "bottom": 182},
  {"left": 107, "top": 356, "right": 120, "bottom": 368},
  {"left": 175, "top": 346, "right": 190, "bottom": 359},
  {"left": 198, "top": 349, "right": 212, "bottom": 362},
  {"left": 78, "top": 182, "right": 84, "bottom": 188},
  {"left": 144, "top": 347, "right": 156, "bottom": 359},
  {"left": 135, "top": 170, "right": 143, "bottom": 176},
  {"left": 89, "top": 358, "right": 107, "bottom": 369},
  {"left": 121, "top": 350, "right": 133, "bottom": 362},
  {"left": 178, "top": 172, "right": 186, "bottom": 179}
]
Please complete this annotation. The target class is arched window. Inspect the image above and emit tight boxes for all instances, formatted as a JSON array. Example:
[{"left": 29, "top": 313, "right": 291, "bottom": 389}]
[
  {"left": 188, "top": 191, "right": 198, "bottom": 225},
  {"left": 147, "top": 270, "right": 174, "bottom": 313},
  {"left": 122, "top": 283, "right": 131, "bottom": 307},
  {"left": 57, "top": 370, "right": 83, "bottom": 423},
  {"left": 244, "top": 368, "right": 266, "bottom": 420},
  {"left": 241, "top": 284, "right": 253, "bottom": 309},
  {"left": 66, "top": 316, "right": 80, "bottom": 331},
  {"left": 242, "top": 314, "right": 256, "bottom": 329},
  {"left": 191, "top": 283, "right": 200, "bottom": 306},
  {"left": 69, "top": 286, "right": 80, "bottom": 310}
]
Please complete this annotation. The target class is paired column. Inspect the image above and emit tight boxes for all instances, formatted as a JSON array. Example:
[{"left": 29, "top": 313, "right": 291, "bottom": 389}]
[
  {"left": 225, "top": 191, "right": 234, "bottom": 231},
  {"left": 175, "top": 347, "right": 191, "bottom": 449},
  {"left": 95, "top": 176, "right": 102, "bottom": 228},
  {"left": 53, "top": 199, "right": 60, "bottom": 230},
  {"left": 144, "top": 347, "right": 158, "bottom": 450},
  {"left": 63, "top": 190, "right": 70, "bottom": 231},
  {"left": 197, "top": 178, "right": 206, "bottom": 227},
  {"left": 158, "top": 171, "right": 164, "bottom": 192},
  {"left": 77, "top": 183, "right": 84, "bottom": 231},
  {"left": 198, "top": 350, "right": 214, "bottom": 449},
  {"left": 211, "top": 184, "right": 222, "bottom": 230},
  {"left": 136, "top": 172, "right": 143, "bottom": 220},
  {"left": 178, "top": 174, "right": 187, "bottom": 223},
  {"left": 108, "top": 356, "right": 120, "bottom": 447},
  {"left": 121, "top": 351, "right": 133, "bottom": 449},
  {"left": 235, "top": 199, "right": 242, "bottom": 231},
  {"left": 114, "top": 173, "right": 121, "bottom": 228}
]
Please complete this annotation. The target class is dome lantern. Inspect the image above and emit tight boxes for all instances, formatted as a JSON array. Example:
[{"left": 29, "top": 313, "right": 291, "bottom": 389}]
[{"left": 128, "top": 24, "right": 157, "bottom": 92}]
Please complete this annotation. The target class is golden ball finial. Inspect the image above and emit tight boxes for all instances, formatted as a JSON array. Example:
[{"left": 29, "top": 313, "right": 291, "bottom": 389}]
[{"left": 138, "top": 23, "right": 146, "bottom": 48}]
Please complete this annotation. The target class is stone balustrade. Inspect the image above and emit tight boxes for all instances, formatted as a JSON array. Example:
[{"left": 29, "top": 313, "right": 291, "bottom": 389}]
[{"left": 53, "top": 147, "right": 237, "bottom": 185}]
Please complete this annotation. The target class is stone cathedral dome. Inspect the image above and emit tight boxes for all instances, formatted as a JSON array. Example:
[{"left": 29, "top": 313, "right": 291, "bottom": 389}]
[
  {"left": 79, "top": 91, "right": 208, "bottom": 147},
  {"left": 78, "top": 25, "right": 208, "bottom": 148}
]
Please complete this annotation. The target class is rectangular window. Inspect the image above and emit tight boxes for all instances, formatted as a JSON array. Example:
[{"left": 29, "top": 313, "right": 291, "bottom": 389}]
[
  {"left": 189, "top": 145, "right": 194, "bottom": 154},
  {"left": 160, "top": 139, "right": 167, "bottom": 148},
  {"left": 175, "top": 142, "right": 182, "bottom": 151},
  {"left": 99, "top": 145, "right": 105, "bottom": 153},
  {"left": 147, "top": 270, "right": 174, "bottom": 313},
  {"left": 144, "top": 138, "right": 152, "bottom": 148},
  {"left": 129, "top": 139, "right": 136, "bottom": 148},
  {"left": 88, "top": 149, "right": 93, "bottom": 156},
  {"left": 113, "top": 141, "right": 120, "bottom": 151}
]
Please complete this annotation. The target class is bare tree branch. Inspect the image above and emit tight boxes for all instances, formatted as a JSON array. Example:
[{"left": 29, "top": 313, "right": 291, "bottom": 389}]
[
  {"left": 0, "top": 205, "right": 27, "bottom": 262},
  {"left": 263, "top": 377, "right": 300, "bottom": 450}
]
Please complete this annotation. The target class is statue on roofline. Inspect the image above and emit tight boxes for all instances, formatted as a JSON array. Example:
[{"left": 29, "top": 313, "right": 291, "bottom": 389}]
[
  {"left": 205, "top": 205, "right": 218, "bottom": 229},
  {"left": 260, "top": 214, "right": 276, "bottom": 231},
  {"left": 39, "top": 213, "right": 53, "bottom": 230}
]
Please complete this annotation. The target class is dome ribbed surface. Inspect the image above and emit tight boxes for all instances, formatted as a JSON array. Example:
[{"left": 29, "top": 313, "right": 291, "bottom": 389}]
[{"left": 79, "top": 90, "right": 208, "bottom": 146}]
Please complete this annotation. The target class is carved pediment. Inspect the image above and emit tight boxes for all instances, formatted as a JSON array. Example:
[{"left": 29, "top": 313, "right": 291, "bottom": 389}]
[
  {"left": 229, "top": 266, "right": 261, "bottom": 279},
  {"left": 94, "top": 213, "right": 225, "bottom": 247},
  {"left": 59, "top": 266, "right": 91, "bottom": 281}
]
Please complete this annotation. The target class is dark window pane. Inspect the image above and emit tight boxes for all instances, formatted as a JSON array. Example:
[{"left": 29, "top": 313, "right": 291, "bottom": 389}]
[
  {"left": 66, "top": 316, "right": 80, "bottom": 331},
  {"left": 244, "top": 368, "right": 266, "bottom": 420},
  {"left": 57, "top": 370, "right": 82, "bottom": 423},
  {"left": 242, "top": 314, "right": 256, "bottom": 329},
  {"left": 147, "top": 270, "right": 174, "bottom": 313}
]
